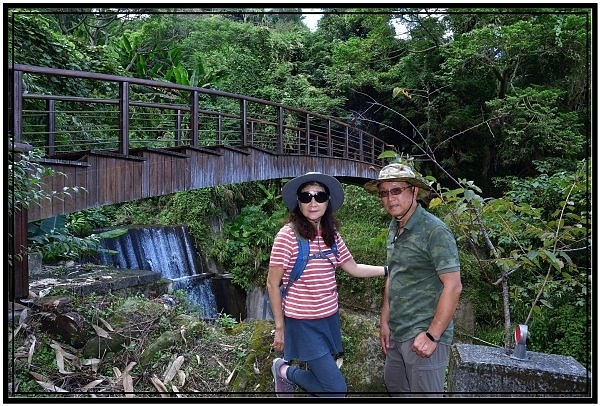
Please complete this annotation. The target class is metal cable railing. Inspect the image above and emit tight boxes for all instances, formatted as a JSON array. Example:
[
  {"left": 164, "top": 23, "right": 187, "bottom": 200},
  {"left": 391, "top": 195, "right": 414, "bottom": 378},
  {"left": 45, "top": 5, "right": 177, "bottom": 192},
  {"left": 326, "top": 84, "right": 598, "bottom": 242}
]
[{"left": 9, "top": 64, "right": 388, "bottom": 164}]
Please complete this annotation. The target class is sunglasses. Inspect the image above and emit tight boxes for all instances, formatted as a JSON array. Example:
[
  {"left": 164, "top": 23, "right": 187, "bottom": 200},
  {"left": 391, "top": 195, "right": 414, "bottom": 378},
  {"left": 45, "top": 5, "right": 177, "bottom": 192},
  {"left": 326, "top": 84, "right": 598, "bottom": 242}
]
[
  {"left": 378, "top": 185, "right": 414, "bottom": 199},
  {"left": 297, "top": 191, "right": 329, "bottom": 204}
]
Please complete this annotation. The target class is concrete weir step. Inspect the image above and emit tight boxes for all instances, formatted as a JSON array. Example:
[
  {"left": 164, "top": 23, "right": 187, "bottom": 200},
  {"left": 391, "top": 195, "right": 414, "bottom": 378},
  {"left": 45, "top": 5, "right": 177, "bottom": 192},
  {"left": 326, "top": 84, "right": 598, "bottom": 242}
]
[
  {"left": 27, "top": 264, "right": 163, "bottom": 297},
  {"left": 447, "top": 343, "right": 592, "bottom": 398},
  {"left": 8, "top": 265, "right": 165, "bottom": 326}
]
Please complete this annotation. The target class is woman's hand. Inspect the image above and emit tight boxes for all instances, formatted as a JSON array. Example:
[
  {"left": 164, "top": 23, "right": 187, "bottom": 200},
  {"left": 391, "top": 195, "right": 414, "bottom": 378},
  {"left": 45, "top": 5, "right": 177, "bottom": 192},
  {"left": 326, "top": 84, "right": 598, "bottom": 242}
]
[{"left": 272, "top": 326, "right": 285, "bottom": 352}]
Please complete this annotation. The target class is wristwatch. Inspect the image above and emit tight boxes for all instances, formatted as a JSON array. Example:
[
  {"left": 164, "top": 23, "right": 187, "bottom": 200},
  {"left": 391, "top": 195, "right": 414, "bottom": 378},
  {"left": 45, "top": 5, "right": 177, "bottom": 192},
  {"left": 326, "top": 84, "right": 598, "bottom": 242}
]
[{"left": 425, "top": 331, "right": 439, "bottom": 343}]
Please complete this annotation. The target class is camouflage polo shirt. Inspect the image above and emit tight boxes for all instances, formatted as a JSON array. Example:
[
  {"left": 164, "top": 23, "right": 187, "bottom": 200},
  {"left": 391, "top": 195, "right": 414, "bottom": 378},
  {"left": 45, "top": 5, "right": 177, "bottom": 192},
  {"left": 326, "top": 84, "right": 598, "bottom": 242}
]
[{"left": 386, "top": 204, "right": 461, "bottom": 345}]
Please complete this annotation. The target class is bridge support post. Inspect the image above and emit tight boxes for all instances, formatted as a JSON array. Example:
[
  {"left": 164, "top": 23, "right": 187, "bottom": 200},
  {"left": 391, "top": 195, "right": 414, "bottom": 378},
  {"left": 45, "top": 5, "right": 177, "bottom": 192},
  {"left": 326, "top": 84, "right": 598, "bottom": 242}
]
[
  {"left": 9, "top": 142, "right": 33, "bottom": 301},
  {"left": 9, "top": 208, "right": 30, "bottom": 301}
]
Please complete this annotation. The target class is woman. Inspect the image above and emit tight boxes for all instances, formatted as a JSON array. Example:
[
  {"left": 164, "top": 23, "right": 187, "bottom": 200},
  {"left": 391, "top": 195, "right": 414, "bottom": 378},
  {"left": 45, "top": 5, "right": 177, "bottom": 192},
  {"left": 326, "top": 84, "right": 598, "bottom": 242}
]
[{"left": 267, "top": 172, "right": 387, "bottom": 397}]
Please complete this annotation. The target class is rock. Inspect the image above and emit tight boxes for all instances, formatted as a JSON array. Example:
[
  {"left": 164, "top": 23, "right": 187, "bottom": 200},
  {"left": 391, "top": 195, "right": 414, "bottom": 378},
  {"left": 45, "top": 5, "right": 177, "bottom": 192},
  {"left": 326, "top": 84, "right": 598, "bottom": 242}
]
[
  {"left": 41, "top": 311, "right": 90, "bottom": 347},
  {"left": 228, "top": 312, "right": 388, "bottom": 395}
]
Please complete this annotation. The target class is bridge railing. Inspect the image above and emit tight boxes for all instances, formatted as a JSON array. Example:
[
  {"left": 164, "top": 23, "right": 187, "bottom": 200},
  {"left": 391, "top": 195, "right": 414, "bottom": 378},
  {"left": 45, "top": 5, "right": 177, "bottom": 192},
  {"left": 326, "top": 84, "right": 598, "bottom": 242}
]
[{"left": 9, "top": 64, "right": 387, "bottom": 165}]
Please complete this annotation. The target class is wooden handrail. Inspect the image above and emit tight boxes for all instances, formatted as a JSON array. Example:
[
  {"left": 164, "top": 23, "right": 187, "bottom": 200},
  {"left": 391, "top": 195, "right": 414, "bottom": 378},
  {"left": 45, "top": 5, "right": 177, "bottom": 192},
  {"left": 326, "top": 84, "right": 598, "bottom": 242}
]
[{"left": 9, "top": 64, "right": 386, "bottom": 164}]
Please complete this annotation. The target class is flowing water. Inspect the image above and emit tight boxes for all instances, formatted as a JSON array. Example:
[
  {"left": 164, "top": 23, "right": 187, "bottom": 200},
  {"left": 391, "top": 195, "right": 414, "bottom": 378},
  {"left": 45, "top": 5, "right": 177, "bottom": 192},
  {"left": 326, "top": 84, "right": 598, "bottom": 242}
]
[{"left": 97, "top": 225, "right": 218, "bottom": 318}]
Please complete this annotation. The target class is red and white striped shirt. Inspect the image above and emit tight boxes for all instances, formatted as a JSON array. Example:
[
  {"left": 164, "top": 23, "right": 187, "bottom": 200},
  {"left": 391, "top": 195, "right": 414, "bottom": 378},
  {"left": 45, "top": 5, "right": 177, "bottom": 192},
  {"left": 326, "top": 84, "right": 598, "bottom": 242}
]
[{"left": 269, "top": 224, "right": 352, "bottom": 319}]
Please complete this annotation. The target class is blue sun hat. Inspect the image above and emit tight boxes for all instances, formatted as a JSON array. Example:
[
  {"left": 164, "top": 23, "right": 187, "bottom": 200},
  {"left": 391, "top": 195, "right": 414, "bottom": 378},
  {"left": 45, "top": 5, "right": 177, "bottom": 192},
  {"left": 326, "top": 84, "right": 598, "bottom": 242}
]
[{"left": 282, "top": 172, "right": 344, "bottom": 211}]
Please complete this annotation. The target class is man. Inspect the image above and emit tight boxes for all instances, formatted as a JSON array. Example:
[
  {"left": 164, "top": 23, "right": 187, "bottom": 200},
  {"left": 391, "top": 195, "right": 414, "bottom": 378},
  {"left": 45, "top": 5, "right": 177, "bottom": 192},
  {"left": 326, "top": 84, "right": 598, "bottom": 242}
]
[{"left": 364, "top": 163, "right": 462, "bottom": 397}]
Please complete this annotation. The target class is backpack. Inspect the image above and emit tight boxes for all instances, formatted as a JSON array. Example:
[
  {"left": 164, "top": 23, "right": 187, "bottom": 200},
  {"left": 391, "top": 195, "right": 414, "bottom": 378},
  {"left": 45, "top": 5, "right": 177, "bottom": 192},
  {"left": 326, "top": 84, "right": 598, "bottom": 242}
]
[{"left": 280, "top": 232, "right": 338, "bottom": 298}]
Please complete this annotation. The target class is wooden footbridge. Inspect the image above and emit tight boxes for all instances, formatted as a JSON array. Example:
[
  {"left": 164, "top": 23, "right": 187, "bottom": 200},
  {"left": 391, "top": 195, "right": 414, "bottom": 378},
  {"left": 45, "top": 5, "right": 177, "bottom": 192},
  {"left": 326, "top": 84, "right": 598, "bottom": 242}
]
[{"left": 8, "top": 64, "right": 388, "bottom": 300}]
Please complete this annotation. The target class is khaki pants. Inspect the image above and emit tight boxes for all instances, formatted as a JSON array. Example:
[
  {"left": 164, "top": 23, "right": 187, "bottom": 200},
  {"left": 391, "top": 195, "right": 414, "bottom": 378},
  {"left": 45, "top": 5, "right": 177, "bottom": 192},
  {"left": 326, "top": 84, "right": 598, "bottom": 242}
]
[{"left": 384, "top": 338, "right": 450, "bottom": 397}]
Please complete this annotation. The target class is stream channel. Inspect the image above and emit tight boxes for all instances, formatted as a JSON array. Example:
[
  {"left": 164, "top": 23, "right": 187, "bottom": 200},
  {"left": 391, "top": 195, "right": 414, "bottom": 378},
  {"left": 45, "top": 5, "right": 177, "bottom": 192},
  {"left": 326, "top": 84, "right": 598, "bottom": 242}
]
[{"left": 96, "top": 225, "right": 250, "bottom": 321}]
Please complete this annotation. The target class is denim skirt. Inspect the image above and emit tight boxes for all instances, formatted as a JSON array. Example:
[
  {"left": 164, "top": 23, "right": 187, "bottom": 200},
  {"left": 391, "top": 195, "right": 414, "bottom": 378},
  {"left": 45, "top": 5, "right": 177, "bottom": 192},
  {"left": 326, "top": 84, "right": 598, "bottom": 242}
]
[{"left": 283, "top": 311, "right": 343, "bottom": 362}]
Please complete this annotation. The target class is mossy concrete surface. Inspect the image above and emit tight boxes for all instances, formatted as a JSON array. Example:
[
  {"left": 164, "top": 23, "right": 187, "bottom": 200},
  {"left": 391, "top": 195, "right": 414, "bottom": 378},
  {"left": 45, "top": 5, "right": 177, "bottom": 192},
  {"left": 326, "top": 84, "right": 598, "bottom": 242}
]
[{"left": 230, "top": 311, "right": 389, "bottom": 396}]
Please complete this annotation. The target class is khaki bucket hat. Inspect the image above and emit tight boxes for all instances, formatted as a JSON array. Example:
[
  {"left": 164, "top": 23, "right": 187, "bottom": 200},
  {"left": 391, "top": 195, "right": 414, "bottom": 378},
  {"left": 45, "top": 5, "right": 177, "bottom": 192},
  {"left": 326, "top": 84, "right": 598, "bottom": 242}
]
[{"left": 364, "top": 163, "right": 431, "bottom": 195}]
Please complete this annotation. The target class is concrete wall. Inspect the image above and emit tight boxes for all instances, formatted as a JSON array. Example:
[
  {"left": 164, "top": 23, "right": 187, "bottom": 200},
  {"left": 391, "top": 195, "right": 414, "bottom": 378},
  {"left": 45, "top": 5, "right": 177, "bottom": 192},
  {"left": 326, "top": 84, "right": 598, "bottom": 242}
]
[{"left": 447, "top": 343, "right": 592, "bottom": 398}]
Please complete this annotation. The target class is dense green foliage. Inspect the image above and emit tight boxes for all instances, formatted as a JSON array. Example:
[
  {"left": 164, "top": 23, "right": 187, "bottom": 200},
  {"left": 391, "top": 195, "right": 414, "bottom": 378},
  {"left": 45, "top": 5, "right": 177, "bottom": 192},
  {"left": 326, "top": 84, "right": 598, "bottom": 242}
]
[
  {"left": 7, "top": 7, "right": 592, "bottom": 371},
  {"left": 8, "top": 147, "right": 119, "bottom": 264},
  {"left": 435, "top": 158, "right": 590, "bottom": 365}
]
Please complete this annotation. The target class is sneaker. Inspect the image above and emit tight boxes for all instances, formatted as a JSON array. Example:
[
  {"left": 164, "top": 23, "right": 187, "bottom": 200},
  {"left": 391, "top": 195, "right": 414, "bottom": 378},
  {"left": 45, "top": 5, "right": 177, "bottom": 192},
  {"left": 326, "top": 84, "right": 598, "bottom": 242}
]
[{"left": 271, "top": 358, "right": 294, "bottom": 397}]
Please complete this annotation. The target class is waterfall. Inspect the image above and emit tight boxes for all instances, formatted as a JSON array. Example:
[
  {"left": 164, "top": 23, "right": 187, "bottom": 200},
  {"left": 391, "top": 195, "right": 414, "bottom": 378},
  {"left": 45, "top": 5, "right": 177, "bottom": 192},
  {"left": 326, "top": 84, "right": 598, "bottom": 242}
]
[
  {"left": 97, "top": 225, "right": 203, "bottom": 278},
  {"left": 97, "top": 225, "right": 217, "bottom": 319}
]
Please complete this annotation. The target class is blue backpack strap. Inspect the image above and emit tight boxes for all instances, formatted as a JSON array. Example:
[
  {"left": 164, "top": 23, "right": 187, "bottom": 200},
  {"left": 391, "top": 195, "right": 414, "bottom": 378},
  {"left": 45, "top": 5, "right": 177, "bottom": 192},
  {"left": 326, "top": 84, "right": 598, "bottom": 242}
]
[
  {"left": 289, "top": 237, "right": 309, "bottom": 283},
  {"left": 281, "top": 228, "right": 309, "bottom": 299},
  {"left": 307, "top": 235, "right": 338, "bottom": 261}
]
